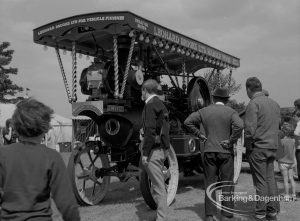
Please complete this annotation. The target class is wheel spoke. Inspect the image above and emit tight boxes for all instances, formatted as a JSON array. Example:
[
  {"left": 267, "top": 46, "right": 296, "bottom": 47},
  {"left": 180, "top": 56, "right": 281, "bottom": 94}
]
[
  {"left": 92, "top": 182, "right": 97, "bottom": 196},
  {"left": 82, "top": 179, "right": 86, "bottom": 191},
  {"left": 91, "top": 155, "right": 99, "bottom": 166},
  {"left": 77, "top": 170, "right": 90, "bottom": 179},
  {"left": 87, "top": 151, "right": 94, "bottom": 166},
  {"left": 89, "top": 176, "right": 103, "bottom": 185},
  {"left": 78, "top": 159, "right": 84, "bottom": 170}
]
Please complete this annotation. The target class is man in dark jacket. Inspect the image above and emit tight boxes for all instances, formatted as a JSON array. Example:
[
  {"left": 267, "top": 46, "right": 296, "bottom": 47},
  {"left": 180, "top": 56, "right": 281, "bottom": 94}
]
[
  {"left": 140, "top": 79, "right": 170, "bottom": 221},
  {"left": 184, "top": 88, "right": 243, "bottom": 221},
  {"left": 244, "top": 77, "right": 281, "bottom": 221}
]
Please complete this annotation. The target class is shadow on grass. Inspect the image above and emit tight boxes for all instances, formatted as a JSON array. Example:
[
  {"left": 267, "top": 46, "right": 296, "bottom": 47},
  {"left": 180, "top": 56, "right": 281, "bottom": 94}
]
[
  {"left": 98, "top": 178, "right": 142, "bottom": 205},
  {"left": 175, "top": 201, "right": 256, "bottom": 221},
  {"left": 176, "top": 173, "right": 205, "bottom": 195},
  {"left": 135, "top": 202, "right": 156, "bottom": 221},
  {"left": 175, "top": 203, "right": 205, "bottom": 220}
]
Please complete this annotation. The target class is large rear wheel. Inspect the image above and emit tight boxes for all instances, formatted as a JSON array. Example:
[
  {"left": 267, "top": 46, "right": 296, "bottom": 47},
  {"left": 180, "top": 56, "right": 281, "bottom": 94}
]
[
  {"left": 67, "top": 142, "right": 110, "bottom": 205},
  {"left": 139, "top": 145, "right": 179, "bottom": 210}
]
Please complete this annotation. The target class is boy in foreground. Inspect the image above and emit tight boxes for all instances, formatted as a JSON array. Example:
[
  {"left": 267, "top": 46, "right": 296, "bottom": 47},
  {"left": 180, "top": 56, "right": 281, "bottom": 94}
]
[{"left": 0, "top": 98, "right": 80, "bottom": 221}]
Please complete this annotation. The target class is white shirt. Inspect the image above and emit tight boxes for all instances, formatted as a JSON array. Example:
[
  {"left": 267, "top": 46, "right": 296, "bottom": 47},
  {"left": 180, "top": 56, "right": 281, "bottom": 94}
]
[
  {"left": 145, "top": 94, "right": 157, "bottom": 104},
  {"left": 294, "top": 121, "right": 300, "bottom": 149},
  {"left": 294, "top": 121, "right": 300, "bottom": 136}
]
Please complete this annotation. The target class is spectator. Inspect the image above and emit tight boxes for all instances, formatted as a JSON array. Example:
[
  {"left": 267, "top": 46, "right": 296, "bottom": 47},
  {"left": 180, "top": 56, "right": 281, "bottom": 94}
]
[
  {"left": 0, "top": 98, "right": 80, "bottom": 221},
  {"left": 277, "top": 123, "right": 297, "bottom": 201},
  {"left": 2, "top": 119, "right": 18, "bottom": 145},
  {"left": 244, "top": 77, "right": 281, "bottom": 221},
  {"left": 184, "top": 88, "right": 243, "bottom": 221},
  {"left": 140, "top": 79, "right": 170, "bottom": 221},
  {"left": 294, "top": 99, "right": 300, "bottom": 112},
  {"left": 293, "top": 111, "right": 300, "bottom": 180}
]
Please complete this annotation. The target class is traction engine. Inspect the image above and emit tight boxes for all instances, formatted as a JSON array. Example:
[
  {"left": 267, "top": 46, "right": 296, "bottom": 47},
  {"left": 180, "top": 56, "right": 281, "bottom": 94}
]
[{"left": 33, "top": 11, "right": 240, "bottom": 208}]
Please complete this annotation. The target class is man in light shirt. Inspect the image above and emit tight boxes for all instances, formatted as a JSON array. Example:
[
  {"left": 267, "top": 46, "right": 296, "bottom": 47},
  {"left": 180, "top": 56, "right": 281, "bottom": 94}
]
[{"left": 244, "top": 77, "right": 281, "bottom": 221}]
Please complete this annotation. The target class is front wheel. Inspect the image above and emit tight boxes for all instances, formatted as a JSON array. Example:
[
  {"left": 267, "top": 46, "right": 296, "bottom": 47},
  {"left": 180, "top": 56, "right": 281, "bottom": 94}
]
[
  {"left": 67, "top": 142, "right": 111, "bottom": 205},
  {"left": 139, "top": 145, "right": 179, "bottom": 210}
]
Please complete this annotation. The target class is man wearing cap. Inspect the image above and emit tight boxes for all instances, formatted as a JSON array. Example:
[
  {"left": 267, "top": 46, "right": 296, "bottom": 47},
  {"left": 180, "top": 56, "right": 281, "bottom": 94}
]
[
  {"left": 184, "top": 88, "right": 243, "bottom": 221},
  {"left": 244, "top": 77, "right": 281, "bottom": 221}
]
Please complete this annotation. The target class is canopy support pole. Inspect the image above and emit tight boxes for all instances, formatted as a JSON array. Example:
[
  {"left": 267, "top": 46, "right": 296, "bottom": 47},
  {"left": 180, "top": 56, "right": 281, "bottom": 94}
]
[
  {"left": 182, "top": 61, "right": 186, "bottom": 92},
  {"left": 120, "top": 33, "right": 136, "bottom": 99},
  {"left": 71, "top": 41, "right": 77, "bottom": 102},
  {"left": 55, "top": 47, "right": 72, "bottom": 103},
  {"left": 113, "top": 35, "right": 119, "bottom": 99}
]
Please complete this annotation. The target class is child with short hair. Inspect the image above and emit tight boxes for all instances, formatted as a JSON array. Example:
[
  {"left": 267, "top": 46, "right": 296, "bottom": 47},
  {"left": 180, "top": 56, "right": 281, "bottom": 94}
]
[
  {"left": 278, "top": 123, "right": 297, "bottom": 201},
  {"left": 0, "top": 98, "right": 80, "bottom": 220}
]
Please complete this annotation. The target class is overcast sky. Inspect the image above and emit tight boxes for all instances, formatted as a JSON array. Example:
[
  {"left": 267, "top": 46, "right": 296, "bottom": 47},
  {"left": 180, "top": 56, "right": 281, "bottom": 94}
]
[{"left": 1, "top": 0, "right": 299, "bottom": 117}]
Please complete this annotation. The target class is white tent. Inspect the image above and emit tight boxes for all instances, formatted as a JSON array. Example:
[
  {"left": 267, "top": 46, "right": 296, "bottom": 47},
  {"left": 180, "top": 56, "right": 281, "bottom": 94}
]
[
  {"left": 0, "top": 104, "right": 72, "bottom": 143},
  {"left": 0, "top": 104, "right": 72, "bottom": 151},
  {"left": 51, "top": 114, "right": 72, "bottom": 143}
]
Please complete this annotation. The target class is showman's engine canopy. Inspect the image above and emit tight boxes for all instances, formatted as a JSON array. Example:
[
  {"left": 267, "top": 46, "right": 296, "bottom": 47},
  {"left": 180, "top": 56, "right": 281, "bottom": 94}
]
[{"left": 33, "top": 11, "right": 240, "bottom": 207}]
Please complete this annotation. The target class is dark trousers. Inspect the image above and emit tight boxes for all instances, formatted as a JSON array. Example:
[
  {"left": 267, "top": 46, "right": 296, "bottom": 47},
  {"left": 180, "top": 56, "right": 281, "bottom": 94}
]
[
  {"left": 248, "top": 149, "right": 280, "bottom": 218},
  {"left": 296, "top": 149, "right": 300, "bottom": 179},
  {"left": 145, "top": 148, "right": 167, "bottom": 221},
  {"left": 204, "top": 152, "right": 234, "bottom": 217}
]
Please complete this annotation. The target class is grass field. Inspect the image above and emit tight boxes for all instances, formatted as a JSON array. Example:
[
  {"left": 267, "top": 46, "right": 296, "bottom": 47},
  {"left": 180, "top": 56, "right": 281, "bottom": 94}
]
[{"left": 48, "top": 153, "right": 300, "bottom": 221}]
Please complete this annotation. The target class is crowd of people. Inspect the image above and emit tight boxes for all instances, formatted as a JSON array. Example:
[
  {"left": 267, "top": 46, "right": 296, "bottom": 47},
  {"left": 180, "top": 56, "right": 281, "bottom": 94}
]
[
  {"left": 0, "top": 76, "right": 299, "bottom": 221},
  {"left": 140, "top": 76, "right": 299, "bottom": 221}
]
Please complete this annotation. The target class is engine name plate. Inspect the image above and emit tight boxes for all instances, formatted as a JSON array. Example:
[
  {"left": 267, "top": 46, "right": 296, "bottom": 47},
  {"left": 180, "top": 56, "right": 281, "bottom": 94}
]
[{"left": 107, "top": 105, "right": 124, "bottom": 112}]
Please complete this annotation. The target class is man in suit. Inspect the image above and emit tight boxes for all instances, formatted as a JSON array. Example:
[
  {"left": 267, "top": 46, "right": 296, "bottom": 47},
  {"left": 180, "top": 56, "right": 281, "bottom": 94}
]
[
  {"left": 141, "top": 79, "right": 170, "bottom": 221},
  {"left": 244, "top": 77, "right": 281, "bottom": 221},
  {"left": 184, "top": 88, "right": 243, "bottom": 221}
]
